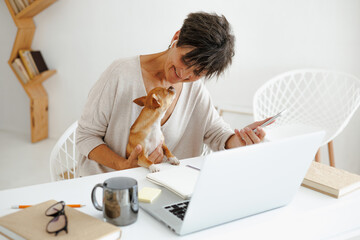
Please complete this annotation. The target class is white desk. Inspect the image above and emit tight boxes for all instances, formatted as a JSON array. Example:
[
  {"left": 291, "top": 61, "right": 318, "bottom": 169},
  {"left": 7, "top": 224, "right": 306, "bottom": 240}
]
[{"left": 1, "top": 156, "right": 360, "bottom": 240}]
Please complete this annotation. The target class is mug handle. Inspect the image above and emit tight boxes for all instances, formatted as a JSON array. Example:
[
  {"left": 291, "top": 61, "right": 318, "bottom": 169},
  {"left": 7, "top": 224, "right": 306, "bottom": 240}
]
[{"left": 91, "top": 183, "right": 103, "bottom": 211}]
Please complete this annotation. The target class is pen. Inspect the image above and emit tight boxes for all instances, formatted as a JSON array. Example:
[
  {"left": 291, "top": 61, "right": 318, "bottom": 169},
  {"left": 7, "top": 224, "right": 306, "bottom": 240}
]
[
  {"left": 253, "top": 109, "right": 287, "bottom": 134},
  {"left": 12, "top": 204, "right": 86, "bottom": 209},
  {"left": 186, "top": 165, "right": 201, "bottom": 171}
]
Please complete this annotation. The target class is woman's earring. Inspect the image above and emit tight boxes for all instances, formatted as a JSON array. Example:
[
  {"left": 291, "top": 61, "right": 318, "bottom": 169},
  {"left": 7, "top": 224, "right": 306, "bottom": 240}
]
[{"left": 168, "top": 40, "right": 177, "bottom": 49}]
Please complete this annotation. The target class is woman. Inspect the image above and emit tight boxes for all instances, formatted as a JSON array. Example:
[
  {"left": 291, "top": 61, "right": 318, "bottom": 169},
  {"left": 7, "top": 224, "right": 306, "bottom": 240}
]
[{"left": 76, "top": 12, "right": 268, "bottom": 177}]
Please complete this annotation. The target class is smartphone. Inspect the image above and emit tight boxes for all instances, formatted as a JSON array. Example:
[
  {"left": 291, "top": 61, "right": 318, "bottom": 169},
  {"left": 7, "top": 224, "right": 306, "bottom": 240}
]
[{"left": 253, "top": 109, "right": 287, "bottom": 134}]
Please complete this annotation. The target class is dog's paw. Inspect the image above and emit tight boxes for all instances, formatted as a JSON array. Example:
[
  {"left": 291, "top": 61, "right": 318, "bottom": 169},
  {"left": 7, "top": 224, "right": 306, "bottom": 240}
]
[
  {"left": 149, "top": 164, "right": 160, "bottom": 173},
  {"left": 168, "top": 157, "right": 180, "bottom": 165}
]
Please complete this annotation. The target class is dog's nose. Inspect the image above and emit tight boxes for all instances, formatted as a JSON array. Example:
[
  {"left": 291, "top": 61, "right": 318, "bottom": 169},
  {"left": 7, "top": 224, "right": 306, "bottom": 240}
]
[{"left": 168, "top": 86, "right": 175, "bottom": 92}]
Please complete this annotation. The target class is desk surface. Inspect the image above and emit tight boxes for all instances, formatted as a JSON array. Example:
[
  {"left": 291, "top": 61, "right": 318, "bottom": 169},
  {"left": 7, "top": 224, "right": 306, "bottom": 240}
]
[{"left": 1, "top": 157, "right": 360, "bottom": 240}]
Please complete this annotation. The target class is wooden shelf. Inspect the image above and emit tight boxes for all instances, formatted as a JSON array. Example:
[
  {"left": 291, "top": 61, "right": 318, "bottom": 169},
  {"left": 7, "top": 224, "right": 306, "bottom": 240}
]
[
  {"left": 27, "top": 69, "right": 57, "bottom": 86},
  {"left": 16, "top": 0, "right": 57, "bottom": 19},
  {"left": 5, "top": 0, "right": 57, "bottom": 143}
]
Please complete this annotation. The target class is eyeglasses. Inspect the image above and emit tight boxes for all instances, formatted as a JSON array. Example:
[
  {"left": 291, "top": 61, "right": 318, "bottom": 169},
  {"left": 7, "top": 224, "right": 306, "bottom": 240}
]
[{"left": 45, "top": 201, "right": 68, "bottom": 236}]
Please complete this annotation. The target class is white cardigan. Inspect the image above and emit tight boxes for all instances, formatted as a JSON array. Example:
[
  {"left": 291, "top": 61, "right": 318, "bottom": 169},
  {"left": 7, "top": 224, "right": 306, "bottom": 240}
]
[{"left": 76, "top": 56, "right": 233, "bottom": 176}]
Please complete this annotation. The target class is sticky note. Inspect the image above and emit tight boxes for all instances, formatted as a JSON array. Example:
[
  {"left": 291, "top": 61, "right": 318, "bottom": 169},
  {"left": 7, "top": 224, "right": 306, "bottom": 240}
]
[{"left": 139, "top": 187, "right": 162, "bottom": 203}]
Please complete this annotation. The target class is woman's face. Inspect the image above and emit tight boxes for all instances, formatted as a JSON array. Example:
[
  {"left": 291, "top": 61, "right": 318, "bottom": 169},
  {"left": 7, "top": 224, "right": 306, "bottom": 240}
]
[{"left": 165, "top": 44, "right": 204, "bottom": 84}]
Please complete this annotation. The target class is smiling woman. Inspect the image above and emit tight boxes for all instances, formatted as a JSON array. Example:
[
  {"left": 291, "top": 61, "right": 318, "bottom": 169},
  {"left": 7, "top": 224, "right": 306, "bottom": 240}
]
[{"left": 76, "top": 11, "right": 269, "bottom": 177}]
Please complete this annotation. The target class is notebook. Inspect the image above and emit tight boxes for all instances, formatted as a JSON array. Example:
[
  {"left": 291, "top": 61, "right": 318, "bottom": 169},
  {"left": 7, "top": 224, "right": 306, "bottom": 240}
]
[
  {"left": 0, "top": 200, "right": 121, "bottom": 240},
  {"left": 140, "top": 131, "right": 325, "bottom": 235},
  {"left": 146, "top": 166, "right": 199, "bottom": 199}
]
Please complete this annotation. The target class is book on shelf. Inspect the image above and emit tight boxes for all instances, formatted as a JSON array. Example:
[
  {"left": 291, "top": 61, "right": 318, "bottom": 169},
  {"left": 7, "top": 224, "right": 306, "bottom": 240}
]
[
  {"left": 30, "top": 50, "right": 49, "bottom": 73},
  {"left": 13, "top": 0, "right": 25, "bottom": 12},
  {"left": 12, "top": 58, "right": 30, "bottom": 84},
  {"left": 26, "top": 50, "right": 39, "bottom": 75},
  {"left": 7, "top": 0, "right": 19, "bottom": 14},
  {"left": 19, "top": 49, "right": 37, "bottom": 79},
  {"left": 302, "top": 161, "right": 360, "bottom": 198},
  {"left": 146, "top": 166, "right": 200, "bottom": 199},
  {"left": 0, "top": 200, "right": 122, "bottom": 240},
  {"left": 22, "top": 0, "right": 29, "bottom": 7},
  {"left": 18, "top": 50, "right": 49, "bottom": 79}
]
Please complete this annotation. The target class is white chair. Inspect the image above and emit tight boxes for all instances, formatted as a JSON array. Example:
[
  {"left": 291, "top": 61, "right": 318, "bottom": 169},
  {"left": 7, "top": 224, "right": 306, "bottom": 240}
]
[
  {"left": 253, "top": 69, "right": 360, "bottom": 167},
  {"left": 49, "top": 121, "right": 78, "bottom": 181}
]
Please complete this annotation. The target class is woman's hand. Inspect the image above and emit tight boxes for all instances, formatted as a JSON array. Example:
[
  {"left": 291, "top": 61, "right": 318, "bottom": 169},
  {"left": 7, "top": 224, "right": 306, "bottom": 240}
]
[
  {"left": 235, "top": 125, "right": 264, "bottom": 147},
  {"left": 127, "top": 142, "right": 164, "bottom": 166},
  {"left": 225, "top": 117, "right": 273, "bottom": 148},
  {"left": 149, "top": 141, "right": 164, "bottom": 164},
  {"left": 126, "top": 145, "right": 143, "bottom": 168}
]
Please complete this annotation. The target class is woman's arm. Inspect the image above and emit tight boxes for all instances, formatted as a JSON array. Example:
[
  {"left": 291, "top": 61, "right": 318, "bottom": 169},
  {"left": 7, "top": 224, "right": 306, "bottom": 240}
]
[
  {"left": 88, "top": 143, "right": 165, "bottom": 170},
  {"left": 195, "top": 80, "right": 270, "bottom": 150},
  {"left": 88, "top": 144, "right": 139, "bottom": 170},
  {"left": 76, "top": 61, "right": 122, "bottom": 171}
]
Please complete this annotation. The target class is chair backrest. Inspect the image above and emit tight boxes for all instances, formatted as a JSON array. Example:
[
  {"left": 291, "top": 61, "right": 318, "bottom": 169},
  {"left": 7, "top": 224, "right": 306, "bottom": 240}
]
[
  {"left": 253, "top": 69, "right": 360, "bottom": 146},
  {"left": 49, "top": 121, "right": 78, "bottom": 181}
]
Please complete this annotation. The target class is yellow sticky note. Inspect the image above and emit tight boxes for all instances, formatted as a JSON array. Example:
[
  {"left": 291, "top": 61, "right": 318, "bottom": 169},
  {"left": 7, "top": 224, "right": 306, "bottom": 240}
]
[{"left": 139, "top": 187, "right": 162, "bottom": 203}]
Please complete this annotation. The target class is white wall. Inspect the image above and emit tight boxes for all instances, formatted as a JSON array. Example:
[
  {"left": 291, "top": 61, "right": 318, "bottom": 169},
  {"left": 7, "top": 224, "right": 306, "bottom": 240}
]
[{"left": 0, "top": 0, "right": 359, "bottom": 172}]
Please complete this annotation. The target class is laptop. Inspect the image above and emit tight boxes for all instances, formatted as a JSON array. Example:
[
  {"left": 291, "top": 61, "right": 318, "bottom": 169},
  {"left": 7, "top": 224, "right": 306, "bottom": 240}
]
[{"left": 140, "top": 131, "right": 325, "bottom": 235}]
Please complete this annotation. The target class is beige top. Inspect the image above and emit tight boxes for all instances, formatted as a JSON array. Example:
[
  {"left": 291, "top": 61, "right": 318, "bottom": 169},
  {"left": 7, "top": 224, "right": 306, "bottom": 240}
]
[{"left": 76, "top": 56, "right": 233, "bottom": 177}]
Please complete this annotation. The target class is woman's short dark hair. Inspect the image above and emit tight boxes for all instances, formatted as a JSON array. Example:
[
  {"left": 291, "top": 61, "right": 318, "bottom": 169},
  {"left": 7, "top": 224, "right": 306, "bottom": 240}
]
[{"left": 177, "top": 12, "right": 235, "bottom": 79}]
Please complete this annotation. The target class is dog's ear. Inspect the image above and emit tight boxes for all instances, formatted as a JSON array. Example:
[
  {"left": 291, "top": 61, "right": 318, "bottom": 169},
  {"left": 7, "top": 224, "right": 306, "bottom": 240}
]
[
  {"left": 151, "top": 93, "right": 160, "bottom": 109},
  {"left": 133, "top": 96, "right": 146, "bottom": 106}
]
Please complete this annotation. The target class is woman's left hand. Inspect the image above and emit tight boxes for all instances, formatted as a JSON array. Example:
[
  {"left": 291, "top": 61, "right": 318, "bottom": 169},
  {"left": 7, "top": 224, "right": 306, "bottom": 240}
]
[
  {"left": 235, "top": 125, "right": 265, "bottom": 147},
  {"left": 226, "top": 117, "right": 272, "bottom": 148}
]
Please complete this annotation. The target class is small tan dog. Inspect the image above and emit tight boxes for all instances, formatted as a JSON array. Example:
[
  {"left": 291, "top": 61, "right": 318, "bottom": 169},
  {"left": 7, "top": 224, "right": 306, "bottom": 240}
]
[{"left": 126, "top": 86, "right": 180, "bottom": 172}]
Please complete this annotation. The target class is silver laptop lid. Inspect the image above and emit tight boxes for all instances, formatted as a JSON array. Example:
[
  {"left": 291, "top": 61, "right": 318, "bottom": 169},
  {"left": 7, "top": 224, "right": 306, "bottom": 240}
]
[{"left": 180, "top": 131, "right": 324, "bottom": 235}]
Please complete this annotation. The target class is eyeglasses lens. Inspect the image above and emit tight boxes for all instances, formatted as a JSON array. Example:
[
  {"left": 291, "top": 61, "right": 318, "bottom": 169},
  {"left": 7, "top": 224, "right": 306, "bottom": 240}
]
[
  {"left": 46, "top": 214, "right": 67, "bottom": 233},
  {"left": 45, "top": 202, "right": 63, "bottom": 216}
]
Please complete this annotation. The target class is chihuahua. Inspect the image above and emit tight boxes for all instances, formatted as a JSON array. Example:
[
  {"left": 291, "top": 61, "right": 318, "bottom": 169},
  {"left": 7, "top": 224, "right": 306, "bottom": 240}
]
[{"left": 126, "top": 86, "right": 180, "bottom": 172}]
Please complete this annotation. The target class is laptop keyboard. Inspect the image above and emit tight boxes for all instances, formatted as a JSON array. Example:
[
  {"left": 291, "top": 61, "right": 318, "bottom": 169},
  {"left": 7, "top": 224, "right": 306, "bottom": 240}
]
[{"left": 164, "top": 201, "right": 189, "bottom": 221}]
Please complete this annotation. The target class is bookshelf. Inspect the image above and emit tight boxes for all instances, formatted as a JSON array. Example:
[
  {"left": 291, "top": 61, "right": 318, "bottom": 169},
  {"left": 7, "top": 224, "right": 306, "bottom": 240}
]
[{"left": 4, "top": 0, "right": 57, "bottom": 143}]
